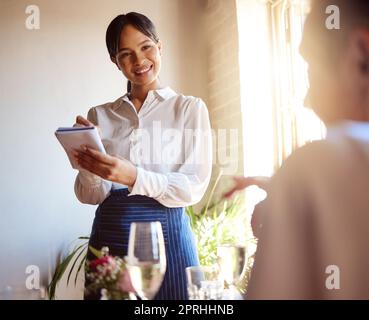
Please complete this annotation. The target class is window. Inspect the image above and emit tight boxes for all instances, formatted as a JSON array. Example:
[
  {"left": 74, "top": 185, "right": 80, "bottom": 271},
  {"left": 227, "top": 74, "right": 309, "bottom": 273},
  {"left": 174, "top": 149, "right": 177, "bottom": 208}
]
[
  {"left": 269, "top": 0, "right": 325, "bottom": 169},
  {"left": 236, "top": 0, "right": 325, "bottom": 214}
]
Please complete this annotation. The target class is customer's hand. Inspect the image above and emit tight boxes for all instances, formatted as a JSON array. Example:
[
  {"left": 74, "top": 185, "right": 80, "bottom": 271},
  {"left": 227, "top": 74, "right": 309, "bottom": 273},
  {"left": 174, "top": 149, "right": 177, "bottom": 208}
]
[
  {"left": 73, "top": 115, "right": 102, "bottom": 137},
  {"left": 73, "top": 146, "right": 137, "bottom": 187},
  {"left": 223, "top": 176, "right": 271, "bottom": 239},
  {"left": 223, "top": 176, "right": 271, "bottom": 199}
]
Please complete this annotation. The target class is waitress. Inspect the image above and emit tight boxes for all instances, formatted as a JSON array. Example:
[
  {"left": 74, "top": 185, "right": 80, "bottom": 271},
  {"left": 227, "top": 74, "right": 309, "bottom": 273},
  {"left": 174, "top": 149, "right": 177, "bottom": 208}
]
[{"left": 73, "top": 12, "right": 212, "bottom": 300}]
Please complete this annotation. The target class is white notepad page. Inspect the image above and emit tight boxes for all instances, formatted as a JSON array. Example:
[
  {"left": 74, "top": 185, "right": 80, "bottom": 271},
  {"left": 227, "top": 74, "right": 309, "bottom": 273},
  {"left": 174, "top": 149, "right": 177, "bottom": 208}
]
[{"left": 55, "top": 126, "right": 106, "bottom": 169}]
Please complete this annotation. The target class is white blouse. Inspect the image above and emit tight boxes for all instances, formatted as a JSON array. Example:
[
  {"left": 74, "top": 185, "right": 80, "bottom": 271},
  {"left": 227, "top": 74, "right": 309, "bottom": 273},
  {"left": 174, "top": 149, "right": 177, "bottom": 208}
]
[{"left": 74, "top": 87, "right": 213, "bottom": 208}]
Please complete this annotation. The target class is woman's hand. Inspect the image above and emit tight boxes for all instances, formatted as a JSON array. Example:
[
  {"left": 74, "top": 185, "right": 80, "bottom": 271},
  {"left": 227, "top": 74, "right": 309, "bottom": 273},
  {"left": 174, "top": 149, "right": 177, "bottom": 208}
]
[
  {"left": 73, "top": 146, "right": 137, "bottom": 187},
  {"left": 222, "top": 176, "right": 271, "bottom": 199},
  {"left": 73, "top": 115, "right": 102, "bottom": 137}
]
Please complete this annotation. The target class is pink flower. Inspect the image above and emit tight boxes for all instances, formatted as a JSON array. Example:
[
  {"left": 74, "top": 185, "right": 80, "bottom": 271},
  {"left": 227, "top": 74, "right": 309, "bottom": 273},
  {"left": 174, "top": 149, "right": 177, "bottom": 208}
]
[
  {"left": 117, "top": 269, "right": 135, "bottom": 293},
  {"left": 89, "top": 256, "right": 110, "bottom": 271},
  {"left": 86, "top": 248, "right": 134, "bottom": 299}
]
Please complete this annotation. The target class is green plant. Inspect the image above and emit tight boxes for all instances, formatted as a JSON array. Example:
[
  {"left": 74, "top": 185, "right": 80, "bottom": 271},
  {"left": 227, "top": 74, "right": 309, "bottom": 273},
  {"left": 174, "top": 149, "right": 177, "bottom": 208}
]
[
  {"left": 186, "top": 171, "right": 256, "bottom": 293},
  {"left": 48, "top": 237, "right": 89, "bottom": 300},
  {"left": 187, "top": 196, "right": 246, "bottom": 266}
]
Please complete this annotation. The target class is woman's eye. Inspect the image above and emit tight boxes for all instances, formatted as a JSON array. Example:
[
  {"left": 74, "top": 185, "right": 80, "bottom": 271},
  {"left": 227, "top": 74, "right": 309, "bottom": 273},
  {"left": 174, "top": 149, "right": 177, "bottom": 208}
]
[
  {"left": 118, "top": 52, "right": 130, "bottom": 59},
  {"left": 142, "top": 45, "right": 152, "bottom": 50}
]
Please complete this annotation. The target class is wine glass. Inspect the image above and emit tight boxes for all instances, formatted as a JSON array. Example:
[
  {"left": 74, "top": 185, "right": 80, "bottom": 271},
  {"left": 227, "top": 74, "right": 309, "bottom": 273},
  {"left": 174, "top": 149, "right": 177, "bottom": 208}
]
[
  {"left": 186, "top": 265, "right": 224, "bottom": 300},
  {"left": 217, "top": 244, "right": 247, "bottom": 299},
  {"left": 126, "top": 221, "right": 166, "bottom": 300}
]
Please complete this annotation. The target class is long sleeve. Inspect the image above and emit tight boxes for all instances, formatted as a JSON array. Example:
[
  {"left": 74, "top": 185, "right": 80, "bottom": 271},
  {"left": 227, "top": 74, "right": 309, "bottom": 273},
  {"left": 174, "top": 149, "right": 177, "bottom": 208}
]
[
  {"left": 128, "top": 98, "right": 213, "bottom": 207},
  {"left": 251, "top": 199, "right": 267, "bottom": 239},
  {"left": 74, "top": 107, "right": 112, "bottom": 205},
  {"left": 246, "top": 148, "right": 316, "bottom": 299},
  {"left": 247, "top": 139, "right": 369, "bottom": 299}
]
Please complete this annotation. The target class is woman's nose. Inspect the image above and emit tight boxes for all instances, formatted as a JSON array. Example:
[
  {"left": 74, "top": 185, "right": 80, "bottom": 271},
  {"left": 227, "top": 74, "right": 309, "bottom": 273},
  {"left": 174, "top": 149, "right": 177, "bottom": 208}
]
[{"left": 133, "top": 52, "right": 146, "bottom": 66}]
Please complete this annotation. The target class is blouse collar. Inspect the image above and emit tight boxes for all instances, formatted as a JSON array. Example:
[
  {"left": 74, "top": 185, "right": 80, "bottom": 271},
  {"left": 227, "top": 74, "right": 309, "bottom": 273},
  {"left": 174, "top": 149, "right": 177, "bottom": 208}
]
[
  {"left": 326, "top": 121, "right": 369, "bottom": 143},
  {"left": 120, "top": 86, "right": 176, "bottom": 105}
]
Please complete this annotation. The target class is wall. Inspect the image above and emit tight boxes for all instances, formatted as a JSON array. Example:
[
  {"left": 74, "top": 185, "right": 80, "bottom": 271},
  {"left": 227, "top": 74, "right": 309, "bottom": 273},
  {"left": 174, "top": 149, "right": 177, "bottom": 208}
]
[
  {"left": 202, "top": 0, "right": 271, "bottom": 241},
  {"left": 0, "top": 0, "right": 207, "bottom": 299},
  {"left": 203, "top": 0, "right": 244, "bottom": 201}
]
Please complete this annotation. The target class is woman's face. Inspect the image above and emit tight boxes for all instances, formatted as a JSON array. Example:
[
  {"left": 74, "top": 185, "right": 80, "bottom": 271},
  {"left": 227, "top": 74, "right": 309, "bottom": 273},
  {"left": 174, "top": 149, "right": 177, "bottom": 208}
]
[{"left": 113, "top": 24, "right": 162, "bottom": 89}]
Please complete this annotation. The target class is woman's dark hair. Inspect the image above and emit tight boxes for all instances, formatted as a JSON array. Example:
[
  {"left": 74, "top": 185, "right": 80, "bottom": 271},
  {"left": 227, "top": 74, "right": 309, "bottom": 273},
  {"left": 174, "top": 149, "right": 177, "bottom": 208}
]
[{"left": 106, "top": 12, "right": 159, "bottom": 93}]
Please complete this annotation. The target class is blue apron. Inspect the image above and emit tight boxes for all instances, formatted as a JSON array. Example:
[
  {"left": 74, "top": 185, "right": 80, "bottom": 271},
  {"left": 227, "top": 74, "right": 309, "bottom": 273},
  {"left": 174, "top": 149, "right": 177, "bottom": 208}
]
[{"left": 85, "top": 188, "right": 199, "bottom": 300}]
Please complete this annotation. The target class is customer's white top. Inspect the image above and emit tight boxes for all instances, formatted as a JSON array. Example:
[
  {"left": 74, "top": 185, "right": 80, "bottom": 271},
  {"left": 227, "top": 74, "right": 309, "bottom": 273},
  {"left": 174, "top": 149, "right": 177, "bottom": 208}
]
[
  {"left": 247, "top": 121, "right": 369, "bottom": 299},
  {"left": 74, "top": 86, "right": 212, "bottom": 207}
]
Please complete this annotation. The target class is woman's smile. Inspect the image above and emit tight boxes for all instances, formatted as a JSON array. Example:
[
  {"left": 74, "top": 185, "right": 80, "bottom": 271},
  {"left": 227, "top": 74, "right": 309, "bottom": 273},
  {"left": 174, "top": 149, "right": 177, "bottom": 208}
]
[{"left": 133, "top": 64, "right": 153, "bottom": 77}]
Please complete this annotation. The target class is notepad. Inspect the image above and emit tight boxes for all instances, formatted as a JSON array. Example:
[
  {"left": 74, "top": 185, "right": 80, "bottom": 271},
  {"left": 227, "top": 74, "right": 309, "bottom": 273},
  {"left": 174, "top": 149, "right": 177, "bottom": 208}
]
[{"left": 55, "top": 126, "right": 106, "bottom": 169}]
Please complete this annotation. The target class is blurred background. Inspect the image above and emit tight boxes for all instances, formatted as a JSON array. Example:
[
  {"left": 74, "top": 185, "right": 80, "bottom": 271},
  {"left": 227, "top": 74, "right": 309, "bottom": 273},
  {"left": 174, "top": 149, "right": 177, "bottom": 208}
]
[{"left": 0, "top": 0, "right": 323, "bottom": 299}]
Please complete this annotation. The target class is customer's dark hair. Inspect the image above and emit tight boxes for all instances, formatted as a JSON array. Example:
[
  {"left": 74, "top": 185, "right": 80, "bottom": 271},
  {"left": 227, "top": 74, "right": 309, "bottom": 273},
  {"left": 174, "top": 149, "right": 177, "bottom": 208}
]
[
  {"left": 305, "top": 1, "right": 369, "bottom": 64},
  {"left": 106, "top": 12, "right": 159, "bottom": 92}
]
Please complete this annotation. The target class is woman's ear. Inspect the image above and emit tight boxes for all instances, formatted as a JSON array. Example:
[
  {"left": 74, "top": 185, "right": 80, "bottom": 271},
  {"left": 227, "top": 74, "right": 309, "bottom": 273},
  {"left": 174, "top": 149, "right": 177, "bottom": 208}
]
[
  {"left": 351, "top": 29, "right": 369, "bottom": 115},
  {"left": 355, "top": 29, "right": 369, "bottom": 76}
]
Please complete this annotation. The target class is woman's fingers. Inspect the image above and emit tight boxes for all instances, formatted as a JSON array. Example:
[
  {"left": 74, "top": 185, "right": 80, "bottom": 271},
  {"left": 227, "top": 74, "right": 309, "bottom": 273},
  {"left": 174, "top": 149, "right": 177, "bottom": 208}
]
[
  {"left": 74, "top": 149, "right": 110, "bottom": 177},
  {"left": 73, "top": 148, "right": 136, "bottom": 186},
  {"left": 76, "top": 115, "right": 93, "bottom": 127},
  {"left": 82, "top": 146, "right": 116, "bottom": 165},
  {"left": 74, "top": 146, "right": 116, "bottom": 177},
  {"left": 73, "top": 115, "right": 102, "bottom": 137}
]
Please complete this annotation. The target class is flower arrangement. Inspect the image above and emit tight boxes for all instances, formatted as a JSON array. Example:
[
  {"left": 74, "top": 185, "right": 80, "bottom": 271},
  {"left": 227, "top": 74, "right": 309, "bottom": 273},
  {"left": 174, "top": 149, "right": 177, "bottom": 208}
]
[{"left": 85, "top": 246, "right": 135, "bottom": 300}]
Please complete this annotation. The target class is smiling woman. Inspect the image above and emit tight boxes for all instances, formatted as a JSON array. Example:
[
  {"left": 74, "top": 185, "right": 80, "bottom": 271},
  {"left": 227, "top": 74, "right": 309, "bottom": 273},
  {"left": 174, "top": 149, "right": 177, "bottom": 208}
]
[
  {"left": 72, "top": 12, "right": 213, "bottom": 300},
  {"left": 106, "top": 13, "right": 162, "bottom": 100}
]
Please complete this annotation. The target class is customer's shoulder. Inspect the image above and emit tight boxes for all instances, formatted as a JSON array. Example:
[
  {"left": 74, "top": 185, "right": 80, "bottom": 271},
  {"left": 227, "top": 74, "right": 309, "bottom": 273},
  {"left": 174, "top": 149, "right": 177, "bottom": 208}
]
[
  {"left": 290, "top": 138, "right": 359, "bottom": 163},
  {"left": 277, "top": 138, "right": 360, "bottom": 179},
  {"left": 288, "top": 140, "right": 335, "bottom": 162},
  {"left": 267, "top": 141, "right": 343, "bottom": 199}
]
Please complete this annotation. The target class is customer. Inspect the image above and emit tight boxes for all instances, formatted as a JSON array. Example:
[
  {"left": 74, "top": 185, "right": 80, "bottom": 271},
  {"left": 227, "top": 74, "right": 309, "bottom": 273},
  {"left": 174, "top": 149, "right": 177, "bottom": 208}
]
[{"left": 226, "top": 0, "right": 369, "bottom": 299}]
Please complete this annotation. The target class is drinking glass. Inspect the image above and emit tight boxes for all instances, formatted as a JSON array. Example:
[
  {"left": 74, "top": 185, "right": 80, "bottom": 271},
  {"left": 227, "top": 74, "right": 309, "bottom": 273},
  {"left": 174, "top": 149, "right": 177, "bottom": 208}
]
[
  {"left": 126, "top": 221, "right": 166, "bottom": 300},
  {"left": 217, "top": 244, "right": 247, "bottom": 299},
  {"left": 186, "top": 265, "right": 224, "bottom": 300}
]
